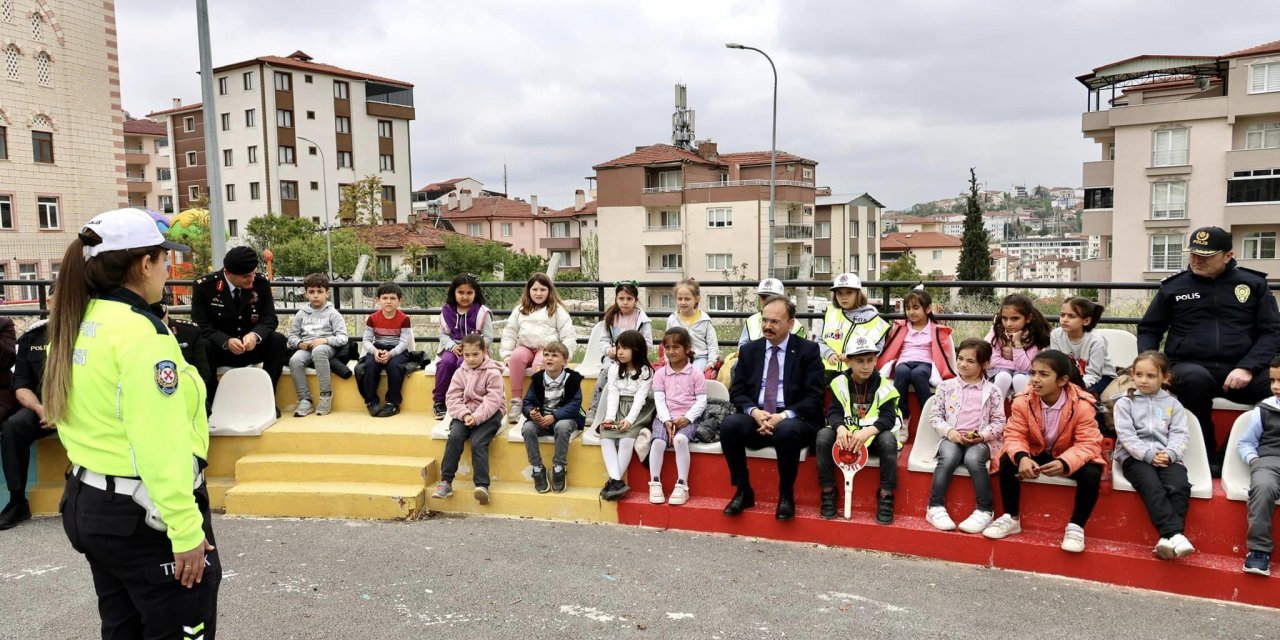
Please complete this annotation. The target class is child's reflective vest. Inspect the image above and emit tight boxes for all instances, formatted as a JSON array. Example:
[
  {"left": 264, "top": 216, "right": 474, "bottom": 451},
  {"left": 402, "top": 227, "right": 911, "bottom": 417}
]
[{"left": 830, "top": 374, "right": 905, "bottom": 447}]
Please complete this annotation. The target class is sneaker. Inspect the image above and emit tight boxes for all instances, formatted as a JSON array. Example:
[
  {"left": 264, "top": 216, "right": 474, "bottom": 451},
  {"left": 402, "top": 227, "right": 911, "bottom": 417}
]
[
  {"left": 982, "top": 514, "right": 1022, "bottom": 540},
  {"left": 957, "top": 510, "right": 994, "bottom": 534},
  {"left": 532, "top": 467, "right": 549, "bottom": 494},
  {"left": 316, "top": 393, "right": 333, "bottom": 416},
  {"left": 507, "top": 399, "right": 522, "bottom": 424},
  {"left": 366, "top": 401, "right": 381, "bottom": 417},
  {"left": 293, "top": 399, "right": 314, "bottom": 417},
  {"left": 1154, "top": 537, "right": 1176, "bottom": 560},
  {"left": 819, "top": 490, "right": 837, "bottom": 520},
  {"left": 599, "top": 479, "right": 613, "bottom": 500},
  {"left": 669, "top": 483, "right": 689, "bottom": 506},
  {"left": 926, "top": 506, "right": 956, "bottom": 531},
  {"left": 375, "top": 402, "right": 400, "bottom": 418},
  {"left": 474, "top": 486, "right": 490, "bottom": 505},
  {"left": 551, "top": 467, "right": 567, "bottom": 493},
  {"left": 601, "top": 478, "right": 630, "bottom": 501},
  {"left": 1171, "top": 534, "right": 1196, "bottom": 558},
  {"left": 434, "top": 402, "right": 447, "bottom": 420},
  {"left": 1061, "top": 524, "right": 1086, "bottom": 553},
  {"left": 0, "top": 501, "right": 31, "bottom": 530},
  {"left": 648, "top": 481, "right": 666, "bottom": 504},
  {"left": 432, "top": 481, "right": 453, "bottom": 499},
  {"left": 875, "top": 491, "right": 894, "bottom": 525},
  {"left": 1243, "top": 551, "right": 1271, "bottom": 576}
]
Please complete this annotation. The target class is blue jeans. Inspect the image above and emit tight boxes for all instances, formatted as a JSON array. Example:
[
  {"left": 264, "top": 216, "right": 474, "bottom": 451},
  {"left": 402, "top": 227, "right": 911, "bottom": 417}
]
[
  {"left": 893, "top": 361, "right": 933, "bottom": 418},
  {"left": 928, "top": 439, "right": 993, "bottom": 512}
]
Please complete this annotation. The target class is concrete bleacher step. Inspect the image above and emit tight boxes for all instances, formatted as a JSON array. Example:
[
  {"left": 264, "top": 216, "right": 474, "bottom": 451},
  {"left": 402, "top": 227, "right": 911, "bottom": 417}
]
[
  {"left": 223, "top": 480, "right": 427, "bottom": 520},
  {"left": 425, "top": 479, "right": 617, "bottom": 522},
  {"left": 258, "top": 415, "right": 435, "bottom": 457},
  {"left": 234, "top": 453, "right": 437, "bottom": 485}
]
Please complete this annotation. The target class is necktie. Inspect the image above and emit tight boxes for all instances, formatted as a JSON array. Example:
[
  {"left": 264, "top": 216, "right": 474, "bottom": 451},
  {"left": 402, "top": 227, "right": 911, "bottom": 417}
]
[
  {"left": 233, "top": 288, "right": 242, "bottom": 308},
  {"left": 763, "top": 345, "right": 780, "bottom": 414}
]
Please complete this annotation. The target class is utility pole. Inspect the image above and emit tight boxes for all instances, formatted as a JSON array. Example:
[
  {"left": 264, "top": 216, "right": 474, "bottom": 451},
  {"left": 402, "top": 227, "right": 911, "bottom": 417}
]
[{"left": 196, "top": 0, "right": 226, "bottom": 269}]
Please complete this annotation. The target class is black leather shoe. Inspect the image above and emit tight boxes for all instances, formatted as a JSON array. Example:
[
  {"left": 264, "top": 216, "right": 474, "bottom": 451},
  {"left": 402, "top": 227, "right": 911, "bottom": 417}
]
[
  {"left": 820, "top": 490, "right": 838, "bottom": 520},
  {"left": 876, "top": 490, "right": 895, "bottom": 525},
  {"left": 0, "top": 501, "right": 31, "bottom": 530},
  {"left": 723, "top": 487, "right": 755, "bottom": 515},
  {"left": 776, "top": 494, "right": 795, "bottom": 521}
]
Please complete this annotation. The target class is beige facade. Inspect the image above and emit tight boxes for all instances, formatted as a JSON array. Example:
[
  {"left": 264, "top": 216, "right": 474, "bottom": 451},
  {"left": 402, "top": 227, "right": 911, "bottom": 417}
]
[
  {"left": 542, "top": 189, "right": 597, "bottom": 272},
  {"left": 123, "top": 118, "right": 172, "bottom": 212},
  {"left": 0, "top": 0, "right": 124, "bottom": 300},
  {"left": 814, "top": 193, "right": 884, "bottom": 283}
]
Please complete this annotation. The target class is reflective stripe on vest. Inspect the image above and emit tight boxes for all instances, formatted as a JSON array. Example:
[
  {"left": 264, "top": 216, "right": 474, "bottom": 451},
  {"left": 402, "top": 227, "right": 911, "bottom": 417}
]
[
  {"left": 830, "top": 376, "right": 901, "bottom": 437},
  {"left": 821, "top": 306, "right": 890, "bottom": 371}
]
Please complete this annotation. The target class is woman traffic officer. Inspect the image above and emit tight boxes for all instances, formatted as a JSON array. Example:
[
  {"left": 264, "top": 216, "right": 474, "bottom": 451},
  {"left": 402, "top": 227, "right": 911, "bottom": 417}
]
[{"left": 44, "top": 208, "right": 220, "bottom": 639}]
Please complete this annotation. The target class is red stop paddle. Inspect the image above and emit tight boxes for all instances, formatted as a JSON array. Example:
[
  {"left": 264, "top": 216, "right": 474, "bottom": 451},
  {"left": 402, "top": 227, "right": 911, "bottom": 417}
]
[{"left": 833, "top": 440, "right": 869, "bottom": 520}]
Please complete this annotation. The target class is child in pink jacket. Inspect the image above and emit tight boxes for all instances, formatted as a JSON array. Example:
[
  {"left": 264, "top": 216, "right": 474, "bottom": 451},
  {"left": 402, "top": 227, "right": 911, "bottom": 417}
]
[{"left": 435, "top": 334, "right": 507, "bottom": 504}]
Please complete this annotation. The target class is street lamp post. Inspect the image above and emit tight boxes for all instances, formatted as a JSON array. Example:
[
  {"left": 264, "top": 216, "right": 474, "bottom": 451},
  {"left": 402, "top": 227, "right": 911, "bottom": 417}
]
[
  {"left": 295, "top": 135, "right": 334, "bottom": 278},
  {"left": 726, "top": 42, "right": 777, "bottom": 279}
]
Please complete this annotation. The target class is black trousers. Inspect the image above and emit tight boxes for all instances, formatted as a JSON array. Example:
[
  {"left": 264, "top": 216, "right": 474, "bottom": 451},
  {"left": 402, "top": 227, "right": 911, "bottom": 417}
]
[
  {"left": 997, "top": 451, "right": 1103, "bottom": 526},
  {"left": 61, "top": 475, "right": 220, "bottom": 640},
  {"left": 206, "top": 332, "right": 288, "bottom": 407},
  {"left": 815, "top": 426, "right": 898, "bottom": 492},
  {"left": 1, "top": 408, "right": 55, "bottom": 497},
  {"left": 720, "top": 413, "right": 819, "bottom": 497},
  {"left": 1121, "top": 457, "right": 1191, "bottom": 538},
  {"left": 1171, "top": 361, "right": 1271, "bottom": 463},
  {"left": 359, "top": 353, "right": 409, "bottom": 405}
]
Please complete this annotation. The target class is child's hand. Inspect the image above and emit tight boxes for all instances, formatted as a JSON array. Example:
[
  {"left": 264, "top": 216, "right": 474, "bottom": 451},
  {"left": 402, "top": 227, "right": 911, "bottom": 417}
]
[
  {"left": 1152, "top": 451, "right": 1171, "bottom": 467},
  {"left": 858, "top": 427, "right": 880, "bottom": 446},
  {"left": 1017, "top": 456, "right": 1040, "bottom": 480},
  {"left": 452, "top": 345, "right": 463, "bottom": 356},
  {"left": 946, "top": 430, "right": 968, "bottom": 445},
  {"left": 673, "top": 417, "right": 690, "bottom": 429},
  {"left": 1001, "top": 342, "right": 1013, "bottom": 360},
  {"left": 1009, "top": 331, "right": 1023, "bottom": 349},
  {"left": 606, "top": 347, "right": 616, "bottom": 359},
  {"left": 835, "top": 426, "right": 857, "bottom": 450},
  {"left": 967, "top": 431, "right": 984, "bottom": 444},
  {"left": 530, "top": 408, "right": 541, "bottom": 419},
  {"left": 539, "top": 415, "right": 554, "bottom": 428},
  {"left": 464, "top": 415, "right": 476, "bottom": 427},
  {"left": 1038, "top": 460, "right": 1065, "bottom": 477},
  {"left": 620, "top": 419, "right": 632, "bottom": 431},
  {"left": 600, "top": 419, "right": 615, "bottom": 431},
  {"left": 827, "top": 353, "right": 842, "bottom": 366},
  {"left": 665, "top": 420, "right": 677, "bottom": 439}
]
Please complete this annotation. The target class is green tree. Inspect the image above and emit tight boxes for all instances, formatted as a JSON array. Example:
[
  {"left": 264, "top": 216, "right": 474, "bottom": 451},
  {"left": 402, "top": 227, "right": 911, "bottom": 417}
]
[
  {"left": 244, "top": 215, "right": 317, "bottom": 253},
  {"left": 272, "top": 228, "right": 371, "bottom": 278},
  {"left": 579, "top": 233, "right": 600, "bottom": 281},
  {"left": 505, "top": 251, "right": 548, "bottom": 284},
  {"left": 881, "top": 252, "right": 924, "bottom": 298},
  {"left": 957, "top": 167, "right": 994, "bottom": 299},
  {"left": 424, "top": 236, "right": 509, "bottom": 281},
  {"left": 170, "top": 224, "right": 213, "bottom": 276},
  {"left": 338, "top": 175, "right": 385, "bottom": 225}
]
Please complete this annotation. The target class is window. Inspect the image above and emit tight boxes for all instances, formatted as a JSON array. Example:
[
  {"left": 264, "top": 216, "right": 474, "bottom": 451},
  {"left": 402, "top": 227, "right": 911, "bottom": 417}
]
[
  {"left": 304, "top": 74, "right": 313, "bottom": 84},
  {"left": 501, "top": 222, "right": 512, "bottom": 237},
  {"left": 18, "top": 263, "right": 37, "bottom": 300},
  {"left": 1152, "top": 128, "right": 1189, "bottom": 166},
  {"left": 37, "top": 196, "right": 59, "bottom": 228},
  {"left": 333, "top": 81, "right": 349, "bottom": 100},
  {"left": 659, "top": 253, "right": 683, "bottom": 270},
  {"left": 4, "top": 44, "right": 17, "bottom": 81},
  {"left": 708, "top": 295, "right": 733, "bottom": 312},
  {"left": 549, "top": 222, "right": 570, "bottom": 238},
  {"left": 467, "top": 222, "right": 482, "bottom": 236},
  {"left": 1084, "top": 187, "right": 1113, "bottom": 209},
  {"left": 1149, "top": 234, "right": 1184, "bottom": 272},
  {"left": 249, "top": 182, "right": 261, "bottom": 200},
  {"left": 659, "top": 293, "right": 674, "bottom": 309},
  {"left": 379, "top": 154, "right": 394, "bottom": 171},
  {"left": 186, "top": 151, "right": 197, "bottom": 167},
  {"left": 34, "top": 51, "right": 49, "bottom": 86},
  {"left": 0, "top": 126, "right": 6, "bottom": 159},
  {"left": 376, "top": 255, "right": 392, "bottom": 274},
  {"left": 850, "top": 254, "right": 860, "bottom": 272},
  {"left": 0, "top": 194, "right": 11, "bottom": 228},
  {"left": 310, "top": 181, "right": 319, "bottom": 191},
  {"left": 274, "top": 71, "right": 292, "bottom": 91},
  {"left": 280, "top": 180, "right": 298, "bottom": 200},
  {"left": 338, "top": 184, "right": 350, "bottom": 202},
  {"left": 658, "top": 171, "right": 680, "bottom": 190},
  {"left": 706, "top": 253, "right": 733, "bottom": 271},
  {"left": 278, "top": 146, "right": 295, "bottom": 164},
  {"left": 184, "top": 116, "right": 195, "bottom": 132},
  {"left": 337, "top": 151, "right": 352, "bottom": 168},
  {"left": 188, "top": 185, "right": 200, "bottom": 200},
  {"left": 0, "top": 1, "right": 8, "bottom": 23},
  {"left": 850, "top": 221, "right": 859, "bottom": 238},
  {"left": 335, "top": 116, "right": 350, "bottom": 134},
  {"left": 707, "top": 207, "right": 733, "bottom": 228},
  {"left": 218, "top": 77, "right": 228, "bottom": 95},
  {"left": 1243, "top": 232, "right": 1277, "bottom": 260},
  {"left": 29, "top": 12, "right": 40, "bottom": 40},
  {"left": 158, "top": 195, "right": 173, "bottom": 214},
  {"left": 656, "top": 210, "right": 681, "bottom": 229},
  {"left": 1249, "top": 61, "right": 1280, "bottom": 94},
  {"left": 225, "top": 184, "right": 236, "bottom": 202},
  {"left": 276, "top": 109, "right": 293, "bottom": 128},
  {"left": 377, "top": 120, "right": 393, "bottom": 138},
  {"left": 1151, "top": 181, "right": 1187, "bottom": 219},
  {"left": 228, "top": 219, "right": 238, "bottom": 237},
  {"left": 306, "top": 110, "right": 315, "bottom": 120},
  {"left": 243, "top": 71, "right": 254, "bottom": 90},
  {"left": 814, "top": 256, "right": 831, "bottom": 273},
  {"left": 802, "top": 167, "right": 814, "bottom": 180},
  {"left": 815, "top": 221, "right": 831, "bottom": 239},
  {"left": 932, "top": 250, "right": 943, "bottom": 260},
  {"left": 156, "top": 167, "right": 171, "bottom": 181},
  {"left": 381, "top": 186, "right": 396, "bottom": 202},
  {"left": 417, "top": 255, "right": 439, "bottom": 274},
  {"left": 247, "top": 145, "right": 258, "bottom": 164},
  {"left": 245, "top": 109, "right": 256, "bottom": 127},
  {"left": 31, "top": 131, "right": 53, "bottom": 163},
  {"left": 1246, "top": 123, "right": 1280, "bottom": 150},
  {"left": 222, "top": 149, "right": 233, "bottom": 167},
  {"left": 1228, "top": 171, "right": 1280, "bottom": 203}
]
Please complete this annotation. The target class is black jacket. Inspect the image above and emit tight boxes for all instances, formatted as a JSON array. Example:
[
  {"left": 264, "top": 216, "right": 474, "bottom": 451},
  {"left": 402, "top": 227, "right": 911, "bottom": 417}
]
[
  {"left": 1137, "top": 260, "right": 1280, "bottom": 371},
  {"left": 729, "top": 335, "right": 825, "bottom": 424},
  {"left": 168, "top": 317, "right": 212, "bottom": 389},
  {"left": 13, "top": 319, "right": 48, "bottom": 399},
  {"left": 190, "top": 270, "right": 279, "bottom": 349},
  {"left": 522, "top": 368, "right": 586, "bottom": 428}
]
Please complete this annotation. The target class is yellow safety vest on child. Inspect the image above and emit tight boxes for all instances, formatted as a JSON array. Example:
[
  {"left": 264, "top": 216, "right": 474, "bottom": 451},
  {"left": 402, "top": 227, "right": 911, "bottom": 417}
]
[
  {"left": 821, "top": 305, "right": 890, "bottom": 372},
  {"left": 830, "top": 374, "right": 904, "bottom": 447}
]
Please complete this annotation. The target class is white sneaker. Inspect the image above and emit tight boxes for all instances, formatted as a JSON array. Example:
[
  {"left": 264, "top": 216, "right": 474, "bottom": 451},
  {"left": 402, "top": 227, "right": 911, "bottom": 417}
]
[
  {"left": 1062, "top": 524, "right": 1086, "bottom": 553},
  {"left": 1155, "top": 537, "right": 1176, "bottom": 560},
  {"left": 957, "top": 510, "right": 994, "bottom": 534},
  {"left": 1171, "top": 533, "right": 1196, "bottom": 558},
  {"left": 474, "top": 486, "right": 490, "bottom": 505},
  {"left": 669, "top": 483, "right": 689, "bottom": 506},
  {"left": 982, "top": 514, "right": 1022, "bottom": 539},
  {"left": 648, "top": 481, "right": 666, "bottom": 504},
  {"left": 507, "top": 399, "right": 522, "bottom": 424},
  {"left": 316, "top": 393, "right": 333, "bottom": 416},
  {"left": 293, "top": 399, "right": 314, "bottom": 417},
  {"left": 926, "top": 506, "right": 956, "bottom": 531}
]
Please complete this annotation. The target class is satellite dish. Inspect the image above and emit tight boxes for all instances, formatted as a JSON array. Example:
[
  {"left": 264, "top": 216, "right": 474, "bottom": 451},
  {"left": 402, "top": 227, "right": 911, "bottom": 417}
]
[{"left": 1195, "top": 76, "right": 1211, "bottom": 90}]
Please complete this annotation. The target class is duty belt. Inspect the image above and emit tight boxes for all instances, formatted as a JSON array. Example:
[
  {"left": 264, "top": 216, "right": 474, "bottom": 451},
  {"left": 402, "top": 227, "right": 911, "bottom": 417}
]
[{"left": 71, "top": 461, "right": 206, "bottom": 532}]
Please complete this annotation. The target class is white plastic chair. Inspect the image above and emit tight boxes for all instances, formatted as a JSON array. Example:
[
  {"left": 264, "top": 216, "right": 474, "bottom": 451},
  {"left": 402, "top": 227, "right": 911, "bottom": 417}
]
[
  {"left": 1095, "top": 328, "right": 1137, "bottom": 371},
  {"left": 574, "top": 322, "right": 607, "bottom": 379},
  {"left": 208, "top": 367, "right": 277, "bottom": 436},
  {"left": 1110, "top": 413, "right": 1214, "bottom": 499},
  {"left": 1222, "top": 409, "right": 1280, "bottom": 503},
  {"left": 907, "top": 397, "right": 953, "bottom": 474},
  {"left": 1213, "top": 397, "right": 1254, "bottom": 412}
]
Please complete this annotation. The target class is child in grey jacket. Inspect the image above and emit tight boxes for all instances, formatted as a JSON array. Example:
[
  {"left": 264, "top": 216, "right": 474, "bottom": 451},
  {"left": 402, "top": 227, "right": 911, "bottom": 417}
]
[{"left": 287, "top": 273, "right": 349, "bottom": 416}]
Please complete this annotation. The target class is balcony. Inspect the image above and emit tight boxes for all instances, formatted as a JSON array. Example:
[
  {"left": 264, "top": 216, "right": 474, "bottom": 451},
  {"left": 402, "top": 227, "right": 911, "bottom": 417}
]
[
  {"left": 685, "top": 179, "right": 815, "bottom": 189},
  {"left": 1081, "top": 110, "right": 1111, "bottom": 137},
  {"left": 641, "top": 224, "right": 682, "bottom": 245},
  {"left": 1226, "top": 147, "right": 1280, "bottom": 174},
  {"left": 1237, "top": 257, "right": 1280, "bottom": 274},
  {"left": 1082, "top": 160, "right": 1113, "bottom": 188},
  {"left": 773, "top": 223, "right": 814, "bottom": 242},
  {"left": 125, "top": 148, "right": 150, "bottom": 165},
  {"left": 126, "top": 176, "right": 152, "bottom": 194},
  {"left": 639, "top": 188, "right": 683, "bottom": 208},
  {"left": 1081, "top": 209, "right": 1112, "bottom": 236},
  {"left": 540, "top": 236, "right": 580, "bottom": 250},
  {"left": 1226, "top": 201, "right": 1280, "bottom": 226},
  {"left": 772, "top": 266, "right": 802, "bottom": 280}
]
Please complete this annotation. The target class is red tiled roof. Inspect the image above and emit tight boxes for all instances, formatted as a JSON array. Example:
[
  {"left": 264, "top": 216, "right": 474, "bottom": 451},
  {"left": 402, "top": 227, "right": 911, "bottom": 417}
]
[
  {"left": 892, "top": 215, "right": 942, "bottom": 225},
  {"left": 880, "top": 232, "right": 963, "bottom": 250},
  {"left": 213, "top": 53, "right": 412, "bottom": 87},
  {"left": 444, "top": 195, "right": 554, "bottom": 220},
  {"left": 123, "top": 119, "right": 167, "bottom": 136},
  {"left": 357, "top": 223, "right": 502, "bottom": 251},
  {"left": 718, "top": 151, "right": 817, "bottom": 166},
  {"left": 1224, "top": 39, "right": 1280, "bottom": 59},
  {"left": 146, "top": 102, "right": 202, "bottom": 118},
  {"left": 544, "top": 200, "right": 598, "bottom": 219},
  {"left": 593, "top": 144, "right": 717, "bottom": 170}
]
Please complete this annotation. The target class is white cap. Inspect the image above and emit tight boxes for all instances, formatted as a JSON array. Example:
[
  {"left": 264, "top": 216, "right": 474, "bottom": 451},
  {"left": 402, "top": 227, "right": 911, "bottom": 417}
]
[
  {"left": 843, "top": 335, "right": 879, "bottom": 357},
  {"left": 830, "top": 272, "right": 862, "bottom": 291},
  {"left": 756, "top": 278, "right": 784, "bottom": 296},
  {"left": 81, "top": 208, "right": 188, "bottom": 260}
]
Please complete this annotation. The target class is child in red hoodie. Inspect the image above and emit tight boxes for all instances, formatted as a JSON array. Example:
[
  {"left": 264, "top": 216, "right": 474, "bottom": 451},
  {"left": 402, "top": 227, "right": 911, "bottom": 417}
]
[{"left": 435, "top": 334, "right": 507, "bottom": 504}]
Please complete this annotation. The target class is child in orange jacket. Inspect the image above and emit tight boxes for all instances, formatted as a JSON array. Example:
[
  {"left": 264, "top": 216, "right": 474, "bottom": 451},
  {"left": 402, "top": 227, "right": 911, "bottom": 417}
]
[{"left": 982, "top": 350, "right": 1105, "bottom": 554}]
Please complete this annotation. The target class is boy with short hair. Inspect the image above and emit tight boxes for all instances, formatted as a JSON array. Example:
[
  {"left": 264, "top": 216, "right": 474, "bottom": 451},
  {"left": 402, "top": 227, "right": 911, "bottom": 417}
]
[
  {"left": 520, "top": 341, "right": 585, "bottom": 493},
  {"left": 361, "top": 282, "right": 412, "bottom": 417},
  {"left": 1238, "top": 354, "right": 1280, "bottom": 576},
  {"left": 287, "top": 273, "right": 349, "bottom": 417}
]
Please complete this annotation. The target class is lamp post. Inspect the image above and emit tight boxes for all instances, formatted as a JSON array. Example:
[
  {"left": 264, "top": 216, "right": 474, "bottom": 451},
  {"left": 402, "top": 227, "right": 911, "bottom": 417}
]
[
  {"left": 726, "top": 42, "right": 777, "bottom": 279},
  {"left": 295, "top": 135, "right": 334, "bottom": 278}
]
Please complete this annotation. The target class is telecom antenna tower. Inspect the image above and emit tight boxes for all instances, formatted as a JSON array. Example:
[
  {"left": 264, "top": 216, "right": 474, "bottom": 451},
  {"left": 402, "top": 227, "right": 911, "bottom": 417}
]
[{"left": 672, "top": 84, "right": 696, "bottom": 150}]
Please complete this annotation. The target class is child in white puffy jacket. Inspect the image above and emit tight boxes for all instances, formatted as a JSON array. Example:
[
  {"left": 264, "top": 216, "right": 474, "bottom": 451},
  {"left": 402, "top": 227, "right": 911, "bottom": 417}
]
[{"left": 501, "top": 273, "right": 576, "bottom": 422}]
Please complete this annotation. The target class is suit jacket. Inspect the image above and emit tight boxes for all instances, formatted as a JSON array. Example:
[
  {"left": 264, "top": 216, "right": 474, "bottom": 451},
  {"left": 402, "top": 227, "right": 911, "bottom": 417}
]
[
  {"left": 190, "top": 270, "right": 279, "bottom": 349},
  {"left": 729, "top": 335, "right": 825, "bottom": 425}
]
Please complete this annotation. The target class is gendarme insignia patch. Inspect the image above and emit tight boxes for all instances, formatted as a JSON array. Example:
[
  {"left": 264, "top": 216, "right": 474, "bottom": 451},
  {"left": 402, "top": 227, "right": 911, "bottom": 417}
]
[{"left": 155, "top": 360, "right": 179, "bottom": 396}]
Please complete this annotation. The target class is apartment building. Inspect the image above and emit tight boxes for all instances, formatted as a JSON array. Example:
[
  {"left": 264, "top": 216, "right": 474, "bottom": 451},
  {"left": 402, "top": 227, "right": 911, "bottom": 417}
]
[
  {"left": 1079, "top": 39, "right": 1280, "bottom": 297},
  {"left": 541, "top": 189, "right": 598, "bottom": 272},
  {"left": 123, "top": 118, "right": 174, "bottom": 213},
  {"left": 1001, "top": 235, "right": 1086, "bottom": 261},
  {"left": 814, "top": 193, "right": 884, "bottom": 282},
  {"left": 0, "top": 0, "right": 124, "bottom": 300},
  {"left": 411, "top": 177, "right": 505, "bottom": 221},
  {"left": 439, "top": 189, "right": 551, "bottom": 257},
  {"left": 879, "top": 232, "right": 963, "bottom": 279},
  {"left": 593, "top": 141, "right": 818, "bottom": 309},
  {"left": 148, "top": 50, "right": 415, "bottom": 241}
]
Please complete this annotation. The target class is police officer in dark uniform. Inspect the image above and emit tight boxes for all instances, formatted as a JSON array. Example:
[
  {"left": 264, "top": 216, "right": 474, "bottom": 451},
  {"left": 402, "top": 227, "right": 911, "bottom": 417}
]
[
  {"left": 190, "top": 246, "right": 287, "bottom": 412},
  {"left": 152, "top": 303, "right": 214, "bottom": 414},
  {"left": 0, "top": 309, "right": 51, "bottom": 530},
  {"left": 1138, "top": 226, "right": 1280, "bottom": 471}
]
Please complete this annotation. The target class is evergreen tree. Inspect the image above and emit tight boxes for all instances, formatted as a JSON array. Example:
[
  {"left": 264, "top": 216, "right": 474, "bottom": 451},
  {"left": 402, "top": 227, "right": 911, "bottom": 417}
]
[{"left": 957, "top": 167, "right": 993, "bottom": 299}]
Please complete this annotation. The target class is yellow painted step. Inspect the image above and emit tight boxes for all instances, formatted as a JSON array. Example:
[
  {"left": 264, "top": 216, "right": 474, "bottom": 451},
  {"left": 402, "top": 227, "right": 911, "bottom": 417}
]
[
  {"left": 35, "top": 436, "right": 262, "bottom": 483},
  {"left": 423, "top": 434, "right": 609, "bottom": 487},
  {"left": 259, "top": 416, "right": 434, "bottom": 457},
  {"left": 224, "top": 481, "right": 425, "bottom": 520},
  {"left": 234, "top": 453, "right": 436, "bottom": 485},
  {"left": 29, "top": 475, "right": 237, "bottom": 515},
  {"left": 425, "top": 479, "right": 617, "bottom": 523}
]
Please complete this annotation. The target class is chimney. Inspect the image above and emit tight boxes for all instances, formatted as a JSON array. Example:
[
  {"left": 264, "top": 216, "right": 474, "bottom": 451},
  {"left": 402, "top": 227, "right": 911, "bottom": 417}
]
[
  {"left": 407, "top": 212, "right": 419, "bottom": 231},
  {"left": 696, "top": 140, "right": 718, "bottom": 161},
  {"left": 447, "top": 191, "right": 458, "bottom": 210},
  {"left": 530, "top": 195, "right": 538, "bottom": 215},
  {"left": 172, "top": 98, "right": 183, "bottom": 108},
  {"left": 574, "top": 189, "right": 585, "bottom": 212},
  {"left": 460, "top": 189, "right": 473, "bottom": 211}
]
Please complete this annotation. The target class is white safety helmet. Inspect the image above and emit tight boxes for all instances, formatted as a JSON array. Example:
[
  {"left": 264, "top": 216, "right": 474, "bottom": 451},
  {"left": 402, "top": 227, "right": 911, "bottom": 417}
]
[
  {"left": 756, "top": 278, "right": 785, "bottom": 296},
  {"left": 830, "top": 272, "right": 862, "bottom": 291}
]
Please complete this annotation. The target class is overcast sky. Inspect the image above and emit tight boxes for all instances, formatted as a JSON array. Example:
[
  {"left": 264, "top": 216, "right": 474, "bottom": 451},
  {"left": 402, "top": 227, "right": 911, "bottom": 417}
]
[{"left": 117, "top": 1, "right": 1271, "bottom": 210}]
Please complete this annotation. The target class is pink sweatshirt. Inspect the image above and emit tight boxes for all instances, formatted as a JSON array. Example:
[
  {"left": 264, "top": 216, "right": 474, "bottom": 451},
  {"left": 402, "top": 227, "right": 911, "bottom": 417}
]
[
  {"left": 984, "top": 329, "right": 1039, "bottom": 373},
  {"left": 445, "top": 356, "right": 506, "bottom": 424}
]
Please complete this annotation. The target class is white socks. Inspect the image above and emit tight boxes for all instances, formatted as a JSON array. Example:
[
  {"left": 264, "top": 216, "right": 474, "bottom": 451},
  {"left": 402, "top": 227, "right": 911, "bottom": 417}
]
[
  {"left": 647, "top": 434, "right": 692, "bottom": 484},
  {"left": 601, "top": 437, "right": 637, "bottom": 481}
]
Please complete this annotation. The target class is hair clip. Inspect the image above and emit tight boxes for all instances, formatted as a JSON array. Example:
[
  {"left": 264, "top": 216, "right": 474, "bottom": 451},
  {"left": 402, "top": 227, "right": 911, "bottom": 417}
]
[{"left": 614, "top": 279, "right": 638, "bottom": 287}]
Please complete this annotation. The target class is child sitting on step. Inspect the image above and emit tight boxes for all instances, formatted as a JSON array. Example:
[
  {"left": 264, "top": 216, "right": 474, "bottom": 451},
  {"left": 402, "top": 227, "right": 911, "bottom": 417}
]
[
  {"left": 434, "top": 334, "right": 507, "bottom": 505},
  {"left": 520, "top": 341, "right": 585, "bottom": 495},
  {"left": 1237, "top": 354, "right": 1280, "bottom": 577},
  {"left": 434, "top": 273, "right": 493, "bottom": 419},
  {"left": 286, "top": 273, "right": 349, "bottom": 417},
  {"left": 594, "top": 330, "right": 655, "bottom": 502},
  {"left": 647, "top": 327, "right": 707, "bottom": 506},
  {"left": 501, "top": 273, "right": 577, "bottom": 424},
  {"left": 878, "top": 286, "right": 955, "bottom": 423}
]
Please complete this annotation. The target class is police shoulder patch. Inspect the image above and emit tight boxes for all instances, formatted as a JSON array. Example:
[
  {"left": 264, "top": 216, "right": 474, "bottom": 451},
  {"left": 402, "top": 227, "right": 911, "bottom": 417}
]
[{"left": 155, "top": 360, "right": 179, "bottom": 396}]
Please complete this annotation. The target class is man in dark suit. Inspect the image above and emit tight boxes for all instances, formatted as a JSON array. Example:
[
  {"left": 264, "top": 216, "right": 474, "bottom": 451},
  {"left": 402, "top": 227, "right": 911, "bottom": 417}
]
[
  {"left": 721, "top": 295, "right": 825, "bottom": 521},
  {"left": 190, "top": 246, "right": 287, "bottom": 411}
]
